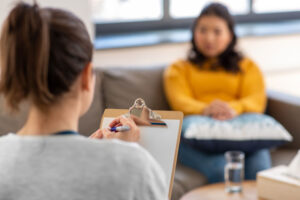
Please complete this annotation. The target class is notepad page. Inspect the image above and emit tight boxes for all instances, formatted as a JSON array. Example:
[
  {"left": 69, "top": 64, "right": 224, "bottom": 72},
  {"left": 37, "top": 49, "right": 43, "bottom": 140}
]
[{"left": 101, "top": 118, "right": 180, "bottom": 188}]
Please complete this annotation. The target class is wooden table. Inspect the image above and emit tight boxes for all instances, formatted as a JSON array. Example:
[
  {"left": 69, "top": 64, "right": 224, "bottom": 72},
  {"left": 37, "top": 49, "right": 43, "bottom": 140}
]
[{"left": 180, "top": 181, "right": 266, "bottom": 200}]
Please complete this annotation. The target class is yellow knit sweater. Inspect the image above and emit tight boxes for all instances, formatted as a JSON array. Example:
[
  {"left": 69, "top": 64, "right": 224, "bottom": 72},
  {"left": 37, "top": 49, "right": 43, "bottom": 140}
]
[{"left": 163, "top": 58, "right": 266, "bottom": 115}]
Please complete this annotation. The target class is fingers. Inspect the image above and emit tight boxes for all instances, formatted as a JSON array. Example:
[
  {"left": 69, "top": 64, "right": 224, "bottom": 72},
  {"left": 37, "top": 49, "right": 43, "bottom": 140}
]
[
  {"left": 210, "top": 101, "right": 229, "bottom": 111},
  {"left": 89, "top": 132, "right": 98, "bottom": 138},
  {"left": 110, "top": 115, "right": 149, "bottom": 128},
  {"left": 101, "top": 128, "right": 115, "bottom": 139},
  {"left": 120, "top": 116, "right": 140, "bottom": 133},
  {"left": 109, "top": 115, "right": 134, "bottom": 128},
  {"left": 89, "top": 129, "right": 104, "bottom": 139},
  {"left": 109, "top": 118, "right": 122, "bottom": 128},
  {"left": 119, "top": 115, "right": 134, "bottom": 125},
  {"left": 103, "top": 115, "right": 141, "bottom": 142},
  {"left": 212, "top": 114, "right": 228, "bottom": 121},
  {"left": 129, "top": 115, "right": 150, "bottom": 126},
  {"left": 212, "top": 111, "right": 236, "bottom": 121},
  {"left": 205, "top": 100, "right": 238, "bottom": 121}
]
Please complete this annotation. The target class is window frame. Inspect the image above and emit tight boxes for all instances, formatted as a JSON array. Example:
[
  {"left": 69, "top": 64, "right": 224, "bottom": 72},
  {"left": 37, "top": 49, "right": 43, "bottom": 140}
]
[{"left": 95, "top": 0, "right": 300, "bottom": 36}]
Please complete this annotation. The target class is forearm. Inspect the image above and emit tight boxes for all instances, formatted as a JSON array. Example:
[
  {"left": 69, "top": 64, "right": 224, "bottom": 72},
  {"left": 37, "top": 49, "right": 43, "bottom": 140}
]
[
  {"left": 229, "top": 95, "right": 266, "bottom": 115},
  {"left": 168, "top": 96, "right": 207, "bottom": 115}
]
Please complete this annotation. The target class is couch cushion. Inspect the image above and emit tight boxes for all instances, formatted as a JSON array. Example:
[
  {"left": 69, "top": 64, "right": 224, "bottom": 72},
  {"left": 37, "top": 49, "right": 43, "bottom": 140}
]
[
  {"left": 171, "top": 180, "right": 186, "bottom": 200},
  {"left": 182, "top": 114, "right": 292, "bottom": 153},
  {"left": 0, "top": 96, "right": 29, "bottom": 136},
  {"left": 101, "top": 66, "right": 170, "bottom": 110},
  {"left": 78, "top": 70, "right": 105, "bottom": 136}
]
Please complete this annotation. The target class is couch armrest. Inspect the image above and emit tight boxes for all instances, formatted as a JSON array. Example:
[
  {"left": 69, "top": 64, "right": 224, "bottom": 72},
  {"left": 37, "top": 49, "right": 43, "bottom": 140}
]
[
  {"left": 172, "top": 163, "right": 207, "bottom": 200},
  {"left": 266, "top": 90, "right": 300, "bottom": 149}
]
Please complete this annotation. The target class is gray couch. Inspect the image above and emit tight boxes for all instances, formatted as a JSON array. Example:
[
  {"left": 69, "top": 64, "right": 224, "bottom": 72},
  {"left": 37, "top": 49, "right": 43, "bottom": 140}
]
[{"left": 1, "top": 66, "right": 299, "bottom": 200}]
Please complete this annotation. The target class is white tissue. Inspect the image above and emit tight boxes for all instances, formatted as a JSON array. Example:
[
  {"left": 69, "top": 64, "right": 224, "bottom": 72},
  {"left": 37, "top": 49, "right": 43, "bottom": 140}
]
[{"left": 287, "top": 150, "right": 300, "bottom": 180}]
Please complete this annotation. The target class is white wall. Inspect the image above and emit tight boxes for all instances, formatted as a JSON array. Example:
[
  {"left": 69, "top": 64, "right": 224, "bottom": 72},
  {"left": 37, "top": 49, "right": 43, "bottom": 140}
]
[
  {"left": 93, "top": 42, "right": 190, "bottom": 68},
  {"left": 239, "top": 34, "right": 300, "bottom": 73},
  {"left": 0, "top": 0, "right": 94, "bottom": 39},
  {"left": 94, "top": 34, "right": 300, "bottom": 73},
  {"left": 0, "top": 0, "right": 13, "bottom": 28}
]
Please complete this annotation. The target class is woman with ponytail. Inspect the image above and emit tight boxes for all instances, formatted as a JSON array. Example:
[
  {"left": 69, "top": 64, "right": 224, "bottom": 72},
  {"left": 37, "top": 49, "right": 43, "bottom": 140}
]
[{"left": 0, "top": 2, "right": 167, "bottom": 199}]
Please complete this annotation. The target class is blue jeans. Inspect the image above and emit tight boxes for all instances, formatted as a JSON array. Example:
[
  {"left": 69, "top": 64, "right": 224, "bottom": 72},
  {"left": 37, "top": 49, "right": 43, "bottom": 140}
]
[{"left": 178, "top": 142, "right": 272, "bottom": 183}]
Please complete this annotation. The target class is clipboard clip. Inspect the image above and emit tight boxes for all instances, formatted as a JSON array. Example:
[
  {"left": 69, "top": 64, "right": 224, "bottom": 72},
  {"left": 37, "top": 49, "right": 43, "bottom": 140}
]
[{"left": 125, "top": 98, "right": 167, "bottom": 127}]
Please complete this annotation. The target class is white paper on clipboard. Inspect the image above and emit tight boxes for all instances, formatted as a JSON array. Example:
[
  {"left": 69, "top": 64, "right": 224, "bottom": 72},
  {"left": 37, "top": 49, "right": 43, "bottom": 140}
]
[
  {"left": 100, "top": 109, "right": 183, "bottom": 199},
  {"left": 102, "top": 118, "right": 180, "bottom": 187}
]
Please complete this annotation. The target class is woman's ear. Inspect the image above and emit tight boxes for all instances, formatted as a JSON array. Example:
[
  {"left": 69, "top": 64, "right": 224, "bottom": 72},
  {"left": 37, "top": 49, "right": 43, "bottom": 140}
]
[{"left": 81, "top": 62, "right": 93, "bottom": 91}]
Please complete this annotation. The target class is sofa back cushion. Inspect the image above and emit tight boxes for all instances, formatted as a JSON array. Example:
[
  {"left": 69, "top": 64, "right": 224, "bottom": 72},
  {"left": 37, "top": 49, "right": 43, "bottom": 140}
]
[
  {"left": 78, "top": 70, "right": 105, "bottom": 136},
  {"left": 0, "top": 70, "right": 105, "bottom": 137},
  {"left": 101, "top": 66, "right": 170, "bottom": 111},
  {"left": 0, "top": 98, "right": 28, "bottom": 136}
]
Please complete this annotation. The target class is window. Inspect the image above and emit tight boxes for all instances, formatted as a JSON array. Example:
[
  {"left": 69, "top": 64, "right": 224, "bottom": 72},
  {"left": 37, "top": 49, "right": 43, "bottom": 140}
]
[
  {"left": 170, "top": 0, "right": 249, "bottom": 18},
  {"left": 93, "top": 0, "right": 300, "bottom": 36},
  {"left": 92, "top": 0, "right": 163, "bottom": 23},
  {"left": 253, "top": 0, "right": 300, "bottom": 13}
]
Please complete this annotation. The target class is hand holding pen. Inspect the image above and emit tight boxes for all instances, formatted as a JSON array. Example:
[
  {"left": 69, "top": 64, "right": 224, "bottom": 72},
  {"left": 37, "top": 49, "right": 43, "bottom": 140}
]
[{"left": 90, "top": 115, "right": 140, "bottom": 142}]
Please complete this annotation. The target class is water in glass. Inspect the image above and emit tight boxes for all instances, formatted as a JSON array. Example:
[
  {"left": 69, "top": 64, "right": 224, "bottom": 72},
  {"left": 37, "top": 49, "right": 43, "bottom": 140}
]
[{"left": 224, "top": 151, "right": 245, "bottom": 193}]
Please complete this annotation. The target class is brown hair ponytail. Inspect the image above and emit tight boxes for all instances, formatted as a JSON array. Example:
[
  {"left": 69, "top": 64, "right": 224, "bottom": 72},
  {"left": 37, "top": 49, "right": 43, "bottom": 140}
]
[{"left": 0, "top": 2, "right": 93, "bottom": 111}]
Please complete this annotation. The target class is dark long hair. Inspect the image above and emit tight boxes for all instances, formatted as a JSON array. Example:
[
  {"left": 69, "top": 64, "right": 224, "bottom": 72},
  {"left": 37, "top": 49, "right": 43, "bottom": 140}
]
[
  {"left": 188, "top": 3, "right": 242, "bottom": 73},
  {"left": 0, "top": 2, "right": 93, "bottom": 111}
]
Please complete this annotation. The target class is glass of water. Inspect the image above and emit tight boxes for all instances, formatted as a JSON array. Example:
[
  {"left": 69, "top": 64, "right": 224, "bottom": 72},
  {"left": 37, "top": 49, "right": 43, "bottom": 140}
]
[{"left": 224, "top": 151, "right": 245, "bottom": 193}]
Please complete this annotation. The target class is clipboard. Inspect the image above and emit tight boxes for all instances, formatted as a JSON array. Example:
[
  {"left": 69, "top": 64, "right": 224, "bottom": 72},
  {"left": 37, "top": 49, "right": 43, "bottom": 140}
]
[{"left": 100, "top": 107, "right": 183, "bottom": 199}]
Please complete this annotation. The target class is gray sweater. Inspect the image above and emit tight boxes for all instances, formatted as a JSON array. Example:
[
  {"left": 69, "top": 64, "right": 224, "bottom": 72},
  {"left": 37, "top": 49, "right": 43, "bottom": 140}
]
[{"left": 0, "top": 134, "right": 167, "bottom": 200}]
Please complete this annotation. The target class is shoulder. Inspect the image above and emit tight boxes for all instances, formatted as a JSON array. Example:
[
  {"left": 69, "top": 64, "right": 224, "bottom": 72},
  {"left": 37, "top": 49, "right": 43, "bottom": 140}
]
[
  {"left": 239, "top": 57, "right": 261, "bottom": 73},
  {"left": 165, "top": 59, "right": 194, "bottom": 76},
  {"left": 169, "top": 59, "right": 193, "bottom": 68},
  {"left": 0, "top": 133, "right": 18, "bottom": 151}
]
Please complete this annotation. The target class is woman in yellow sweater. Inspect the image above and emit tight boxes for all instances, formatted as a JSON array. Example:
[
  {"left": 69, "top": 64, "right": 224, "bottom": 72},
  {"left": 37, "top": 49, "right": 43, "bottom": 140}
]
[{"left": 164, "top": 3, "right": 271, "bottom": 183}]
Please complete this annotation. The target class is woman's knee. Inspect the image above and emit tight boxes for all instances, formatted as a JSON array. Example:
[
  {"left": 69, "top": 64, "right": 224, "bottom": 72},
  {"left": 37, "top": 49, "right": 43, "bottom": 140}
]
[{"left": 245, "top": 149, "right": 271, "bottom": 179}]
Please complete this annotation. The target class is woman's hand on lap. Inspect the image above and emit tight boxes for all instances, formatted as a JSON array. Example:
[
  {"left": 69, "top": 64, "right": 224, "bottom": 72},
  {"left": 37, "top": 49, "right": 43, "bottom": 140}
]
[{"left": 203, "top": 100, "right": 236, "bottom": 120}]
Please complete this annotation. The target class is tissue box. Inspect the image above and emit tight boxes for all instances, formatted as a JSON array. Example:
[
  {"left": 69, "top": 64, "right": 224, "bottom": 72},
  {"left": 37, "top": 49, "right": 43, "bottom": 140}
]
[{"left": 257, "top": 166, "right": 300, "bottom": 200}]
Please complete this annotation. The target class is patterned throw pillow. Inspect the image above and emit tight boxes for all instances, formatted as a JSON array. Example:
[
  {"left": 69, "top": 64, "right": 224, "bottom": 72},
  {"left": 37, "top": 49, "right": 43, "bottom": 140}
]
[{"left": 182, "top": 113, "right": 293, "bottom": 153}]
